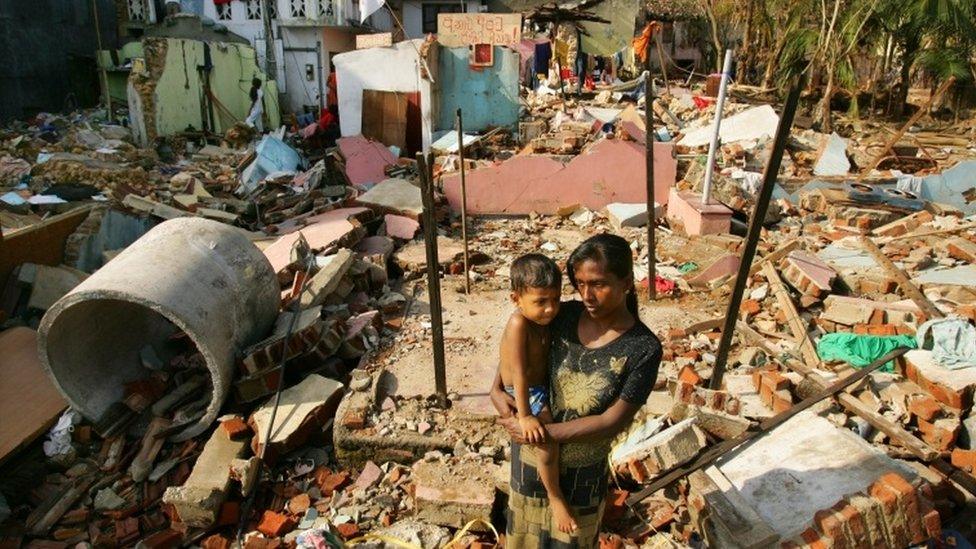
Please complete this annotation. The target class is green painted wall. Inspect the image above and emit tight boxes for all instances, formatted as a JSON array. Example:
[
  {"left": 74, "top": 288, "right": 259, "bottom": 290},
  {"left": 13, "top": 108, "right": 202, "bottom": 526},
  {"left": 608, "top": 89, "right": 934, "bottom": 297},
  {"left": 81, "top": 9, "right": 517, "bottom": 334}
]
[{"left": 151, "top": 38, "right": 280, "bottom": 136}]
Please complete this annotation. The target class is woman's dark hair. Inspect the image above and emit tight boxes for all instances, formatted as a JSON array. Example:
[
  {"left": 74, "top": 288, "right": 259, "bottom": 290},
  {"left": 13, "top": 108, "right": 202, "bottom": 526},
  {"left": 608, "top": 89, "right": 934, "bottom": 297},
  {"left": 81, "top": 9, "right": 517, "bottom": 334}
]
[
  {"left": 566, "top": 233, "right": 638, "bottom": 316},
  {"left": 249, "top": 78, "right": 262, "bottom": 102}
]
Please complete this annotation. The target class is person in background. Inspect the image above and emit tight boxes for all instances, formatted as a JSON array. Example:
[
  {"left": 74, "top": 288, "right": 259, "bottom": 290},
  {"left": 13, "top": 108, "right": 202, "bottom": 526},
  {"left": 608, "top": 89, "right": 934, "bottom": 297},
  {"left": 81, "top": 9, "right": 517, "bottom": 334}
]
[
  {"left": 316, "top": 104, "right": 340, "bottom": 148},
  {"left": 245, "top": 78, "right": 264, "bottom": 133},
  {"left": 326, "top": 62, "right": 338, "bottom": 108}
]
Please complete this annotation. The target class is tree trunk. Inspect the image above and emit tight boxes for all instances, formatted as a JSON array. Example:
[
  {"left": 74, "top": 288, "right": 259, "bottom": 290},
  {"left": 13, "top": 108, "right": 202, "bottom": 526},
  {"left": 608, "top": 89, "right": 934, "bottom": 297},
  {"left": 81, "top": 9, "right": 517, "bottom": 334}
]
[
  {"left": 761, "top": 31, "right": 789, "bottom": 89},
  {"left": 818, "top": 65, "right": 836, "bottom": 132},
  {"left": 705, "top": 1, "right": 722, "bottom": 72},
  {"left": 894, "top": 36, "right": 919, "bottom": 116}
]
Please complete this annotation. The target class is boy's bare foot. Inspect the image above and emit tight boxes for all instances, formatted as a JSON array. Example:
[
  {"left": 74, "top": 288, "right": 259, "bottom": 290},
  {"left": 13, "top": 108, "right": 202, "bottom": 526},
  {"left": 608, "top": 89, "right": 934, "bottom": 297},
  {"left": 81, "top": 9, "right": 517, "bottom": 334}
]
[{"left": 550, "top": 497, "right": 578, "bottom": 534}]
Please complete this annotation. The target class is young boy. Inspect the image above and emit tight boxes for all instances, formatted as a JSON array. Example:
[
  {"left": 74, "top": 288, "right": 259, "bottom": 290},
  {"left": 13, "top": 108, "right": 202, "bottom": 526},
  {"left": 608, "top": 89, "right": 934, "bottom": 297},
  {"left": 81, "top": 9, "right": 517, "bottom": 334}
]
[{"left": 498, "top": 253, "right": 578, "bottom": 533}]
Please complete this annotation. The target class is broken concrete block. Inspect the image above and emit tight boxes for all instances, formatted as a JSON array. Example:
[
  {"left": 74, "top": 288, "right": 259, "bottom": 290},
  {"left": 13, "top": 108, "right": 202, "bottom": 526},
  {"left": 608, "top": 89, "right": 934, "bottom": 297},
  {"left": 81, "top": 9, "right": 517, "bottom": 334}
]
[
  {"left": 261, "top": 208, "right": 368, "bottom": 273},
  {"left": 710, "top": 410, "right": 919, "bottom": 543},
  {"left": 688, "top": 466, "right": 779, "bottom": 548},
  {"left": 394, "top": 237, "right": 465, "bottom": 272},
  {"left": 666, "top": 189, "right": 733, "bottom": 236},
  {"left": 300, "top": 249, "right": 355, "bottom": 308},
  {"left": 678, "top": 104, "right": 779, "bottom": 148},
  {"left": 946, "top": 237, "right": 976, "bottom": 263},
  {"left": 384, "top": 214, "right": 420, "bottom": 240},
  {"left": 355, "top": 235, "right": 395, "bottom": 263},
  {"left": 606, "top": 202, "right": 662, "bottom": 229},
  {"left": 248, "top": 374, "right": 344, "bottom": 463},
  {"left": 688, "top": 255, "right": 740, "bottom": 288},
  {"left": 671, "top": 401, "right": 751, "bottom": 440},
  {"left": 901, "top": 349, "right": 976, "bottom": 410},
  {"left": 27, "top": 265, "right": 88, "bottom": 311},
  {"left": 812, "top": 132, "right": 851, "bottom": 176},
  {"left": 872, "top": 210, "right": 933, "bottom": 237},
  {"left": 123, "top": 194, "right": 191, "bottom": 220},
  {"left": 355, "top": 178, "right": 423, "bottom": 219},
  {"left": 372, "top": 520, "right": 451, "bottom": 548},
  {"left": 162, "top": 426, "right": 248, "bottom": 528},
  {"left": 612, "top": 417, "right": 706, "bottom": 482},
  {"left": 411, "top": 456, "right": 497, "bottom": 529},
  {"left": 780, "top": 250, "right": 837, "bottom": 297}
]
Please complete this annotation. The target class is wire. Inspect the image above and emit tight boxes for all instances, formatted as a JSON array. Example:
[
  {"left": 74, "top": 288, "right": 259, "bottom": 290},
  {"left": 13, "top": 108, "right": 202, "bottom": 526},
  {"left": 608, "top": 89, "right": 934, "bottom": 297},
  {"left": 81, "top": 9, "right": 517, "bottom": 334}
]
[{"left": 234, "top": 250, "right": 317, "bottom": 546}]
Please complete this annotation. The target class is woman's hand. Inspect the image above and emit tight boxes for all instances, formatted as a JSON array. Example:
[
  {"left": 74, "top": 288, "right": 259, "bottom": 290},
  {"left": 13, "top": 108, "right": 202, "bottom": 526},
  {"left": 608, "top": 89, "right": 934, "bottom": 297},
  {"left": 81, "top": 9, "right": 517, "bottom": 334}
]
[
  {"left": 497, "top": 416, "right": 529, "bottom": 444},
  {"left": 489, "top": 373, "right": 517, "bottom": 417}
]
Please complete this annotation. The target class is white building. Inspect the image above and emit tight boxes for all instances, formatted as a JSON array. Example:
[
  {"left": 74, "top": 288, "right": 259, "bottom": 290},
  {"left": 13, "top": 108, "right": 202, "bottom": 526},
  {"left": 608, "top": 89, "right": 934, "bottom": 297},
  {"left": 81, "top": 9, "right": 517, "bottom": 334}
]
[{"left": 121, "top": 0, "right": 481, "bottom": 115}]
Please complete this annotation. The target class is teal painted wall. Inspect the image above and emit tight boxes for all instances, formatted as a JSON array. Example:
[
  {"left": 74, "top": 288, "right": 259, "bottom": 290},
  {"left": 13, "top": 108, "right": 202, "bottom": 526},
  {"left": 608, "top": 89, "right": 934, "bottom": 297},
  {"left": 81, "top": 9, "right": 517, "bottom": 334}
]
[{"left": 437, "top": 46, "right": 519, "bottom": 132}]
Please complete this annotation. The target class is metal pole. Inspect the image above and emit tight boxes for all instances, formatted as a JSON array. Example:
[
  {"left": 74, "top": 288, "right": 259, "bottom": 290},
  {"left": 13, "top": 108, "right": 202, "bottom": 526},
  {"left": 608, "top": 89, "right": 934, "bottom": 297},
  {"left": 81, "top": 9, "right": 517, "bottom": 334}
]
[
  {"left": 260, "top": 0, "right": 278, "bottom": 80},
  {"left": 644, "top": 33, "right": 656, "bottom": 301},
  {"left": 456, "top": 108, "right": 471, "bottom": 295},
  {"left": 709, "top": 77, "right": 803, "bottom": 390},
  {"left": 418, "top": 152, "right": 448, "bottom": 407},
  {"left": 91, "top": 0, "right": 112, "bottom": 122},
  {"left": 701, "top": 49, "right": 733, "bottom": 205},
  {"left": 315, "top": 41, "right": 325, "bottom": 112}
]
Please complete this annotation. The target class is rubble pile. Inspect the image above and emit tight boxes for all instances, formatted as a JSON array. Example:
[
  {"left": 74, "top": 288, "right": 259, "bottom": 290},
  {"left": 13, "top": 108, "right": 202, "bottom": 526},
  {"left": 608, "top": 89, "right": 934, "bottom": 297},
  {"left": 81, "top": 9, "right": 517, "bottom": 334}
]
[{"left": 2, "top": 32, "right": 976, "bottom": 549}]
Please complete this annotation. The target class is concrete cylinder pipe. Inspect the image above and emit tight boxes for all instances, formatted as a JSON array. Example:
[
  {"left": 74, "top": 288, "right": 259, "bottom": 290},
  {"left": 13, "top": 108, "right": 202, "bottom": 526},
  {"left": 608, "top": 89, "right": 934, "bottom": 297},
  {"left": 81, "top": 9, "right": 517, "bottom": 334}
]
[{"left": 38, "top": 217, "right": 279, "bottom": 441}]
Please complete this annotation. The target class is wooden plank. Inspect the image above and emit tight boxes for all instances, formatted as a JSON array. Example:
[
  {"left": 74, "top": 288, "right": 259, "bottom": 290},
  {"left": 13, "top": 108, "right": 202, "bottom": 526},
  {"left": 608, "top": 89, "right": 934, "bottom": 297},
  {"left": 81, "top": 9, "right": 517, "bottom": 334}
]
[
  {"left": 0, "top": 327, "right": 68, "bottom": 465},
  {"left": 858, "top": 236, "right": 943, "bottom": 320},
  {"left": 885, "top": 220, "right": 976, "bottom": 242},
  {"left": 0, "top": 205, "right": 93, "bottom": 285},
  {"left": 748, "top": 238, "right": 799, "bottom": 277},
  {"left": 761, "top": 262, "right": 823, "bottom": 368},
  {"left": 361, "top": 90, "right": 407, "bottom": 151}
]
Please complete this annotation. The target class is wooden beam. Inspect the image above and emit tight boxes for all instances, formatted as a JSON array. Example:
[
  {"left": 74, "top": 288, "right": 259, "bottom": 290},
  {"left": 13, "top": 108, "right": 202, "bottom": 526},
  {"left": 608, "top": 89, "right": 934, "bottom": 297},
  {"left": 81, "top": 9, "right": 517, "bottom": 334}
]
[
  {"left": 748, "top": 239, "right": 799, "bottom": 277},
  {"left": 858, "top": 237, "right": 943, "bottom": 320},
  {"left": 761, "top": 262, "right": 823, "bottom": 368}
]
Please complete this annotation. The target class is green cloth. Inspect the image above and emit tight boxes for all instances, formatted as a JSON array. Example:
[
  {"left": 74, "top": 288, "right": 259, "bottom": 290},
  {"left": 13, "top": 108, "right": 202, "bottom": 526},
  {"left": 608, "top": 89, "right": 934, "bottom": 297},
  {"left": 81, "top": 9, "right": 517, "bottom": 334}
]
[
  {"left": 678, "top": 262, "right": 699, "bottom": 273},
  {"left": 816, "top": 333, "right": 917, "bottom": 373}
]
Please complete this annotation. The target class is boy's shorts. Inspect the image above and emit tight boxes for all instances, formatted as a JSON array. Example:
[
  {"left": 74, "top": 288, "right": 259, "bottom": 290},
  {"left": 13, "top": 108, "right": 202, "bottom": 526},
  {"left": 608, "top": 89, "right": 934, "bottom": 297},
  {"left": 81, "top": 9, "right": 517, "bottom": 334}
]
[{"left": 504, "top": 385, "right": 548, "bottom": 417}]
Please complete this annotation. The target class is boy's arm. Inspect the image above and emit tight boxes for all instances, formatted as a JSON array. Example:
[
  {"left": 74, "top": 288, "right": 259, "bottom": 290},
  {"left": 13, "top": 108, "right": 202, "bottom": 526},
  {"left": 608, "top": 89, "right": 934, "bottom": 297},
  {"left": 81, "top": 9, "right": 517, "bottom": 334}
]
[
  {"left": 497, "top": 398, "right": 639, "bottom": 443},
  {"left": 501, "top": 315, "right": 534, "bottom": 423}
]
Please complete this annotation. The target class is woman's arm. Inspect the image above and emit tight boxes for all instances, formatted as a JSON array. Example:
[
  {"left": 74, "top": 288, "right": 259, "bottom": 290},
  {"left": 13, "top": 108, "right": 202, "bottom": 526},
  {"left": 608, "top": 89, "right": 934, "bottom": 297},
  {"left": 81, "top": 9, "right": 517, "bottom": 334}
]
[
  {"left": 498, "top": 398, "right": 640, "bottom": 444},
  {"left": 489, "top": 370, "right": 517, "bottom": 418}
]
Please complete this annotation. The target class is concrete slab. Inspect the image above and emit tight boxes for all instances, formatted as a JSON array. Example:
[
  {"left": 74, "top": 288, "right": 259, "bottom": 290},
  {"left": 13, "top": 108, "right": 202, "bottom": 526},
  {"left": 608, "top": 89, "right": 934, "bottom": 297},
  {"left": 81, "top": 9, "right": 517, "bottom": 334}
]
[
  {"left": 914, "top": 265, "right": 976, "bottom": 288},
  {"left": 780, "top": 250, "right": 837, "bottom": 297},
  {"left": 677, "top": 105, "right": 779, "bottom": 148},
  {"left": 262, "top": 208, "right": 368, "bottom": 273},
  {"left": 27, "top": 265, "right": 88, "bottom": 311},
  {"left": 714, "top": 410, "right": 916, "bottom": 540},
  {"left": 813, "top": 132, "right": 851, "bottom": 176},
  {"left": 902, "top": 349, "right": 976, "bottom": 410},
  {"left": 605, "top": 202, "right": 662, "bottom": 229},
  {"left": 337, "top": 136, "right": 398, "bottom": 188},
  {"left": 162, "top": 426, "right": 249, "bottom": 527},
  {"left": 384, "top": 214, "right": 420, "bottom": 240},
  {"left": 687, "top": 254, "right": 740, "bottom": 287},
  {"left": 300, "top": 249, "right": 356, "bottom": 308},
  {"left": 249, "top": 374, "right": 345, "bottom": 462},
  {"left": 611, "top": 417, "right": 706, "bottom": 481},
  {"left": 442, "top": 139, "right": 676, "bottom": 215},
  {"left": 411, "top": 456, "right": 498, "bottom": 529},
  {"left": 355, "top": 178, "right": 423, "bottom": 219},
  {"left": 666, "top": 189, "right": 732, "bottom": 236}
]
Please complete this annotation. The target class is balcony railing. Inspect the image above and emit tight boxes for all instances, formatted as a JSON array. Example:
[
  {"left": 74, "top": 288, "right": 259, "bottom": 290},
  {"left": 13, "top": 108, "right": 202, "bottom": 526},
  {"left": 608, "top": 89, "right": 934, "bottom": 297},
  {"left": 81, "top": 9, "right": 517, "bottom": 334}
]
[{"left": 278, "top": 0, "right": 362, "bottom": 26}]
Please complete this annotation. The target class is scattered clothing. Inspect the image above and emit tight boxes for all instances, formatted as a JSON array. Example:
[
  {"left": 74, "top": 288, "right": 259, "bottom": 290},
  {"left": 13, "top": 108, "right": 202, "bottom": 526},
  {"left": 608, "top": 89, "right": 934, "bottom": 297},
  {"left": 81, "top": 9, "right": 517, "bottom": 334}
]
[
  {"left": 246, "top": 87, "right": 265, "bottom": 133},
  {"left": 533, "top": 42, "right": 552, "bottom": 78},
  {"left": 817, "top": 333, "right": 917, "bottom": 373},
  {"left": 916, "top": 316, "right": 976, "bottom": 370}
]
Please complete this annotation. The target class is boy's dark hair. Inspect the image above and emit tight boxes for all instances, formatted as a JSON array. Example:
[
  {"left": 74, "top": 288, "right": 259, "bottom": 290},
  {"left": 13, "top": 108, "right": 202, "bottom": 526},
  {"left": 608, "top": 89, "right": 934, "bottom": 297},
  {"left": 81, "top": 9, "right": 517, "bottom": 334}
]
[{"left": 510, "top": 253, "right": 561, "bottom": 293}]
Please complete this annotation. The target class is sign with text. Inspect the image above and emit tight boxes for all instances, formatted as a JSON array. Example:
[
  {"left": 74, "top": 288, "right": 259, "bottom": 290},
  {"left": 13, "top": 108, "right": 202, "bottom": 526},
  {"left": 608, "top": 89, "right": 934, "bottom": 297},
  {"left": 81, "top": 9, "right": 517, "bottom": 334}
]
[
  {"left": 437, "top": 13, "right": 521, "bottom": 48},
  {"left": 356, "top": 32, "right": 393, "bottom": 49}
]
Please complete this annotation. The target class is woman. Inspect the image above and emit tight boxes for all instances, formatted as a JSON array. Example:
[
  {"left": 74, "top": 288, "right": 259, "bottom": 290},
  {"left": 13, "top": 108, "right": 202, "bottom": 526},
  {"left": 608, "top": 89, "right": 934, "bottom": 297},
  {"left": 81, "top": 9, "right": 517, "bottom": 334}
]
[
  {"left": 491, "top": 233, "right": 662, "bottom": 548},
  {"left": 245, "top": 78, "right": 264, "bottom": 133}
]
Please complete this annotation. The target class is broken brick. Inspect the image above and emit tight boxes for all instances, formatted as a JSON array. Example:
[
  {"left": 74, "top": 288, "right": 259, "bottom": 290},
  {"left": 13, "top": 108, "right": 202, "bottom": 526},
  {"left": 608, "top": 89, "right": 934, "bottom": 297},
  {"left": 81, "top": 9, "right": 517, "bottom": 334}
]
[
  {"left": 256, "top": 511, "right": 296, "bottom": 538},
  {"left": 335, "top": 523, "right": 361, "bottom": 539},
  {"left": 221, "top": 417, "right": 251, "bottom": 440}
]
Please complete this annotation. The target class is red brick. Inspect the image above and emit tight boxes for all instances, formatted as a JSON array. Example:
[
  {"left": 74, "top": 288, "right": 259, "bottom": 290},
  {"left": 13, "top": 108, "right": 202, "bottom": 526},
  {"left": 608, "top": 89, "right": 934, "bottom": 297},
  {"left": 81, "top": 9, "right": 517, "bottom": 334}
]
[
  {"left": 947, "top": 237, "right": 976, "bottom": 263},
  {"left": 799, "top": 527, "right": 829, "bottom": 549},
  {"left": 950, "top": 448, "right": 976, "bottom": 472},
  {"left": 216, "top": 501, "right": 240, "bottom": 527},
  {"left": 318, "top": 471, "right": 351, "bottom": 495},
  {"left": 137, "top": 529, "right": 182, "bottom": 549},
  {"left": 340, "top": 410, "right": 366, "bottom": 430},
  {"left": 916, "top": 418, "right": 958, "bottom": 451},
  {"left": 668, "top": 327, "right": 686, "bottom": 339},
  {"left": 740, "top": 299, "right": 761, "bottom": 317},
  {"left": 221, "top": 417, "right": 251, "bottom": 440},
  {"left": 761, "top": 371, "right": 790, "bottom": 392},
  {"left": 201, "top": 534, "right": 232, "bottom": 549},
  {"left": 771, "top": 389, "right": 793, "bottom": 413},
  {"left": 868, "top": 480, "right": 911, "bottom": 547},
  {"left": 678, "top": 365, "right": 702, "bottom": 386},
  {"left": 868, "top": 308, "right": 886, "bottom": 325},
  {"left": 256, "top": 511, "right": 296, "bottom": 538},
  {"left": 908, "top": 396, "right": 942, "bottom": 422},
  {"left": 877, "top": 473, "right": 925, "bottom": 545},
  {"left": 335, "top": 523, "right": 361, "bottom": 540},
  {"left": 853, "top": 324, "right": 899, "bottom": 336},
  {"left": 831, "top": 499, "right": 867, "bottom": 548},
  {"left": 813, "top": 508, "right": 848, "bottom": 548},
  {"left": 115, "top": 517, "right": 140, "bottom": 546},
  {"left": 288, "top": 493, "right": 311, "bottom": 515}
]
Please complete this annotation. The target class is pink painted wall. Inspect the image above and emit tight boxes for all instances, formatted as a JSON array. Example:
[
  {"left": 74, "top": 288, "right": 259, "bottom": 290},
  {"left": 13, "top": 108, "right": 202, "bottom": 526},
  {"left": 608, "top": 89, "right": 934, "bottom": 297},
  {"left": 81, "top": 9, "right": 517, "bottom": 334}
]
[{"left": 442, "top": 139, "right": 676, "bottom": 215}]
